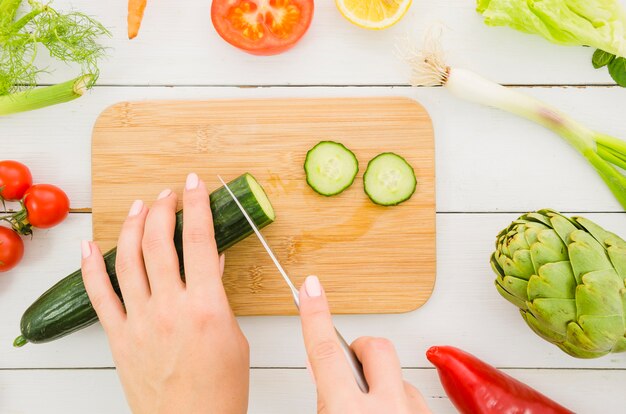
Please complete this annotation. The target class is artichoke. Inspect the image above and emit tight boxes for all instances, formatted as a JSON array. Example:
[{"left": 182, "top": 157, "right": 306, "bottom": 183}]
[{"left": 491, "top": 209, "right": 626, "bottom": 358}]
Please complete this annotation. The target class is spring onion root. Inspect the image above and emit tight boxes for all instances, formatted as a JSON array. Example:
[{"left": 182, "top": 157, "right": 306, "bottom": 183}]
[
  {"left": 399, "top": 30, "right": 626, "bottom": 210},
  {"left": 0, "top": 75, "right": 93, "bottom": 116}
]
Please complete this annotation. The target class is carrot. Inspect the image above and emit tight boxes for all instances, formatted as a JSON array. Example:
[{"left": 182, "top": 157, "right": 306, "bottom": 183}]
[{"left": 128, "top": 0, "right": 147, "bottom": 39}]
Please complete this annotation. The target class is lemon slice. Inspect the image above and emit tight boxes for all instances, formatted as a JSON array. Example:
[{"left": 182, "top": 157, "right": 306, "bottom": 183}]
[{"left": 336, "top": 0, "right": 412, "bottom": 30}]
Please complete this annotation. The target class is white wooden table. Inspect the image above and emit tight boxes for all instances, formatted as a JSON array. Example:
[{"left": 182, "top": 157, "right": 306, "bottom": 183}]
[{"left": 2, "top": 1, "right": 626, "bottom": 412}]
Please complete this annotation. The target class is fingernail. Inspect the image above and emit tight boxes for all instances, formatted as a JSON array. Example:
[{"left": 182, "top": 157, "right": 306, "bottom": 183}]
[
  {"left": 128, "top": 200, "right": 143, "bottom": 217},
  {"left": 186, "top": 173, "right": 199, "bottom": 190},
  {"left": 157, "top": 189, "right": 171, "bottom": 200},
  {"left": 219, "top": 253, "right": 226, "bottom": 277},
  {"left": 304, "top": 275, "right": 321, "bottom": 298},
  {"left": 305, "top": 358, "right": 316, "bottom": 385},
  {"left": 81, "top": 240, "right": 91, "bottom": 259}
]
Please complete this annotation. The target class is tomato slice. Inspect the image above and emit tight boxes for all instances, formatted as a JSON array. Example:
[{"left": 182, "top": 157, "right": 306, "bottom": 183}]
[{"left": 211, "top": 0, "right": 314, "bottom": 55}]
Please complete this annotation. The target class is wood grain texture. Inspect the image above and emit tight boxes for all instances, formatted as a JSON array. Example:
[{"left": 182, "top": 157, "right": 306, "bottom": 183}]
[
  {"left": 35, "top": 0, "right": 615, "bottom": 86},
  {"left": 4, "top": 0, "right": 626, "bottom": 408},
  {"left": 5, "top": 213, "right": 626, "bottom": 370},
  {"left": 5, "top": 85, "right": 625, "bottom": 212},
  {"left": 1, "top": 368, "right": 623, "bottom": 413},
  {"left": 91, "top": 97, "right": 436, "bottom": 315}
]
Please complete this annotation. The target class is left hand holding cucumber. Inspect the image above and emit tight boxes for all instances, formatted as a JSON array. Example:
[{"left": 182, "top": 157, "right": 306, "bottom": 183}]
[{"left": 81, "top": 173, "right": 249, "bottom": 414}]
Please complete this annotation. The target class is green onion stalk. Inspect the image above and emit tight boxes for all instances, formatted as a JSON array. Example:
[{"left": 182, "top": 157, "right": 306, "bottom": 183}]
[
  {"left": 0, "top": 0, "right": 109, "bottom": 115},
  {"left": 400, "top": 31, "right": 626, "bottom": 210}
]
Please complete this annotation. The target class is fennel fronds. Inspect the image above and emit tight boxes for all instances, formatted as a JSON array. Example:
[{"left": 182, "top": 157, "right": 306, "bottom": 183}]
[{"left": 0, "top": 0, "right": 109, "bottom": 114}]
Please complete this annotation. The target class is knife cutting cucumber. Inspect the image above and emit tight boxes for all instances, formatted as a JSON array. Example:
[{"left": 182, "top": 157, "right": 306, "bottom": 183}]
[
  {"left": 304, "top": 141, "right": 359, "bottom": 196},
  {"left": 13, "top": 173, "right": 275, "bottom": 347},
  {"left": 364, "top": 153, "right": 416, "bottom": 206}
]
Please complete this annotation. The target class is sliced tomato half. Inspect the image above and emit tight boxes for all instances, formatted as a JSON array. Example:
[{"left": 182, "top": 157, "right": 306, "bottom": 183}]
[{"left": 211, "top": 0, "right": 314, "bottom": 55}]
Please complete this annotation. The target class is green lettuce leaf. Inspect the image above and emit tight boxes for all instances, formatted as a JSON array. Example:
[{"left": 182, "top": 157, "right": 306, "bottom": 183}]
[{"left": 477, "top": 0, "right": 626, "bottom": 58}]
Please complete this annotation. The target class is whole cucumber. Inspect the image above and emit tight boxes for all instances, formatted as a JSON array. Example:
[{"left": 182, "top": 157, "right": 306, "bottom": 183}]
[{"left": 14, "top": 173, "right": 275, "bottom": 346}]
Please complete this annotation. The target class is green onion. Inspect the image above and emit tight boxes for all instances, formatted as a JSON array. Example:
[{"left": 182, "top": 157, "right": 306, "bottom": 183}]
[
  {"left": 400, "top": 31, "right": 626, "bottom": 210},
  {"left": 0, "top": 75, "right": 92, "bottom": 116}
]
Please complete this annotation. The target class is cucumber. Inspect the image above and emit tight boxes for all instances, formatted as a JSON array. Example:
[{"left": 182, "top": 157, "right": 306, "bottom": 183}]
[
  {"left": 363, "top": 153, "right": 416, "bottom": 206},
  {"left": 304, "top": 141, "right": 359, "bottom": 196},
  {"left": 14, "top": 173, "right": 275, "bottom": 347}
]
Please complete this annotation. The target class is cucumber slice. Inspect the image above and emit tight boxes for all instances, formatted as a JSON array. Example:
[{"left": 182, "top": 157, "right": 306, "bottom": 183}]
[
  {"left": 304, "top": 141, "right": 359, "bottom": 196},
  {"left": 364, "top": 153, "right": 416, "bottom": 206}
]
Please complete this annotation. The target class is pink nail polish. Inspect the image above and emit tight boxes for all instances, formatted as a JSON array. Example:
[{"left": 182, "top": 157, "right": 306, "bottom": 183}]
[
  {"left": 81, "top": 240, "right": 91, "bottom": 259},
  {"left": 186, "top": 173, "right": 199, "bottom": 190},
  {"left": 304, "top": 275, "right": 322, "bottom": 298},
  {"left": 157, "top": 189, "right": 171, "bottom": 200},
  {"left": 128, "top": 200, "right": 143, "bottom": 217}
]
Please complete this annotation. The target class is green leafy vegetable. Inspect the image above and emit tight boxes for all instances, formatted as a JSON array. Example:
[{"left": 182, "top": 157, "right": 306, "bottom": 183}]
[
  {"left": 592, "top": 49, "right": 615, "bottom": 69},
  {"left": 0, "top": 0, "right": 109, "bottom": 114},
  {"left": 608, "top": 57, "right": 626, "bottom": 86},
  {"left": 477, "top": 0, "right": 626, "bottom": 87},
  {"left": 477, "top": 0, "right": 626, "bottom": 58}
]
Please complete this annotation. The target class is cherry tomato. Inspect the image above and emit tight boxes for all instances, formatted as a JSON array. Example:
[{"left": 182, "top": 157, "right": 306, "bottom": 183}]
[
  {"left": 0, "top": 160, "right": 32, "bottom": 201},
  {"left": 0, "top": 226, "right": 24, "bottom": 272},
  {"left": 23, "top": 184, "right": 70, "bottom": 229},
  {"left": 211, "top": 0, "right": 314, "bottom": 55}
]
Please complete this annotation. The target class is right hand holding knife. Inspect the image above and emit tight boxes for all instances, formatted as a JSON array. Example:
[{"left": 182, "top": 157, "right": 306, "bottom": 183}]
[{"left": 298, "top": 275, "right": 431, "bottom": 414}]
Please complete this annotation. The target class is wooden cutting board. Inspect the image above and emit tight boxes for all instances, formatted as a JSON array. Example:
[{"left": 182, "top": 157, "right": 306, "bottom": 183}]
[{"left": 92, "top": 97, "right": 435, "bottom": 315}]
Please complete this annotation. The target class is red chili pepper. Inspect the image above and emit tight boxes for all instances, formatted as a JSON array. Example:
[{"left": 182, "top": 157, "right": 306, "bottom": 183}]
[{"left": 426, "top": 346, "right": 573, "bottom": 414}]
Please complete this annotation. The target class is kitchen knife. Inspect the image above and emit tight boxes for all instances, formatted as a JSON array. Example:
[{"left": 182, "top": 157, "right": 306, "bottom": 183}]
[{"left": 217, "top": 175, "right": 369, "bottom": 393}]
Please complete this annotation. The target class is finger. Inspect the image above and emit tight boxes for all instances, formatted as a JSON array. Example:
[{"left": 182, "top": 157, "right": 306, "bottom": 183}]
[
  {"left": 182, "top": 173, "right": 223, "bottom": 299},
  {"left": 81, "top": 241, "right": 125, "bottom": 333},
  {"left": 299, "top": 275, "right": 358, "bottom": 399},
  {"left": 404, "top": 382, "right": 430, "bottom": 412},
  {"left": 219, "top": 254, "right": 225, "bottom": 278},
  {"left": 317, "top": 396, "right": 328, "bottom": 414},
  {"left": 115, "top": 199, "right": 150, "bottom": 309},
  {"left": 142, "top": 189, "right": 183, "bottom": 295},
  {"left": 305, "top": 358, "right": 316, "bottom": 385},
  {"left": 351, "top": 336, "right": 404, "bottom": 395}
]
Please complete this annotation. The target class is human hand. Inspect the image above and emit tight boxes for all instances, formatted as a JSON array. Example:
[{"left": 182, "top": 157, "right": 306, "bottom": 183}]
[
  {"left": 81, "top": 173, "right": 249, "bottom": 414},
  {"left": 299, "top": 275, "right": 431, "bottom": 414}
]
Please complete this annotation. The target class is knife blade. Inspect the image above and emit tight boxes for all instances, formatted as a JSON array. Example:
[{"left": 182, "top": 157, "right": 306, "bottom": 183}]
[{"left": 217, "top": 175, "right": 369, "bottom": 393}]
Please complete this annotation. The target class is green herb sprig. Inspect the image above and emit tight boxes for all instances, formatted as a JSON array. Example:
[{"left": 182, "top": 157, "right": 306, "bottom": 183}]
[{"left": 0, "top": 0, "right": 109, "bottom": 114}]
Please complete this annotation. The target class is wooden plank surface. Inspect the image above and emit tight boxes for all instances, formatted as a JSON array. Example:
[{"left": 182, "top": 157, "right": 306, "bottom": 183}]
[
  {"left": 1, "top": 368, "right": 623, "bottom": 413},
  {"left": 32, "top": 0, "right": 615, "bottom": 86},
  {"left": 3, "top": 213, "right": 626, "bottom": 370},
  {"left": 91, "top": 98, "right": 435, "bottom": 315},
  {"left": 4, "top": 85, "right": 626, "bottom": 213},
  {"left": 4, "top": 0, "right": 626, "bottom": 410}
]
